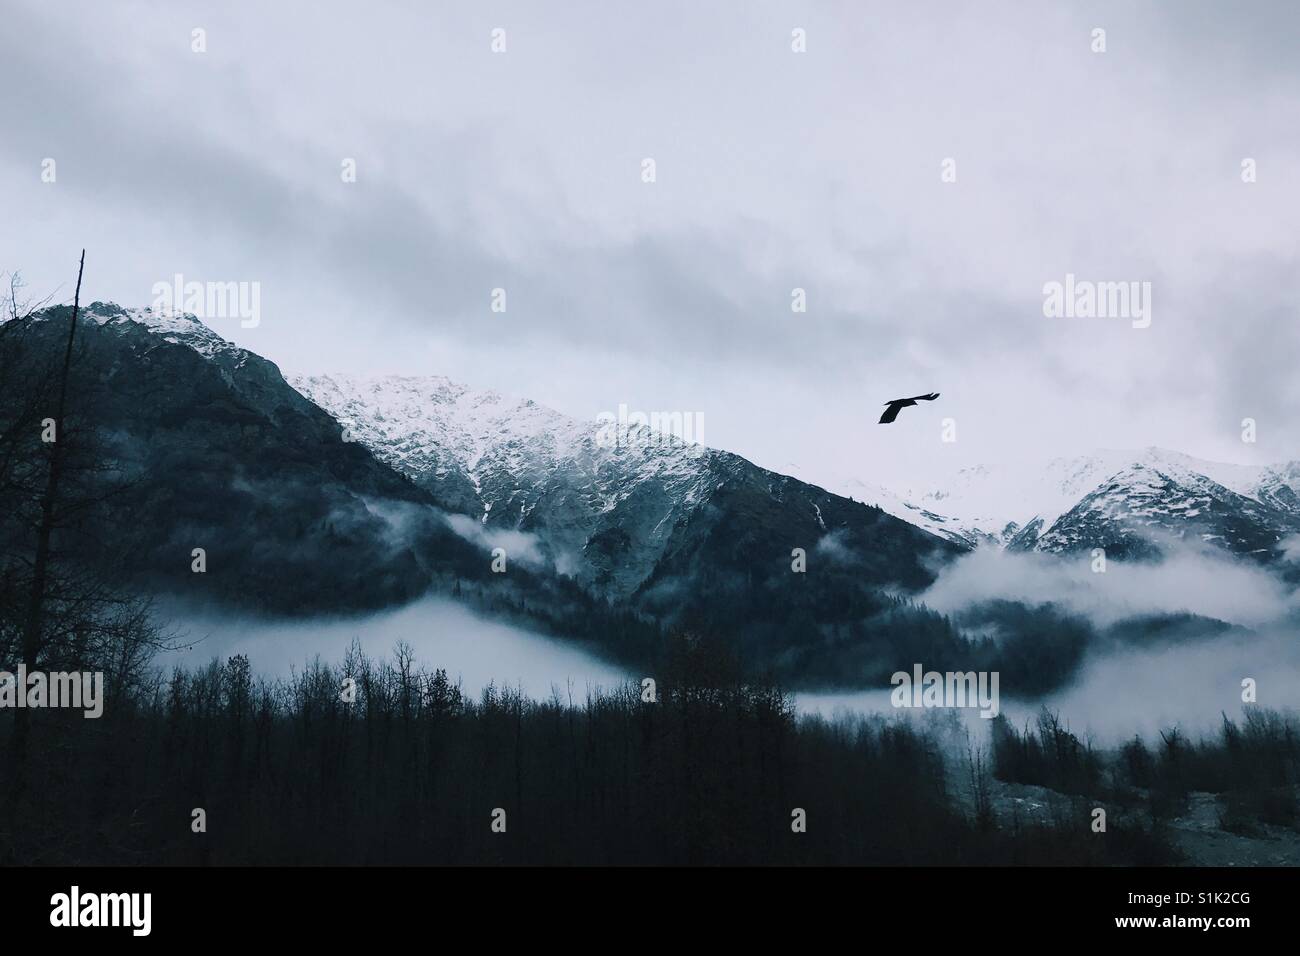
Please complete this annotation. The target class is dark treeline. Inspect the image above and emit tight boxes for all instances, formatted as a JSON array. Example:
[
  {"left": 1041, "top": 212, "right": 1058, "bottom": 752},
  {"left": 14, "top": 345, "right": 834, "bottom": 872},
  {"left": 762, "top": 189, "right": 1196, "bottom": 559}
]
[
  {"left": 991, "top": 707, "right": 1300, "bottom": 836},
  {"left": 0, "top": 634, "right": 1175, "bottom": 866},
  {"left": 659, "top": 574, "right": 1103, "bottom": 697}
]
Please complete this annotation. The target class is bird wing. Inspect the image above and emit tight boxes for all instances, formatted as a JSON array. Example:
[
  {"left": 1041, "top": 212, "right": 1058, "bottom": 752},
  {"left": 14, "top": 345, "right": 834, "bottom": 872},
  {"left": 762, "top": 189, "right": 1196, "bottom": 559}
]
[
  {"left": 878, "top": 402, "right": 904, "bottom": 424},
  {"left": 903, "top": 392, "right": 940, "bottom": 403}
]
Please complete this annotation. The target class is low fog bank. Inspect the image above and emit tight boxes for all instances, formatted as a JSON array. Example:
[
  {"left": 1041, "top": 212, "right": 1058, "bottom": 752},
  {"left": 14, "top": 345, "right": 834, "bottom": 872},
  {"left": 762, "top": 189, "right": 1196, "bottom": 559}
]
[
  {"left": 798, "top": 628, "right": 1300, "bottom": 744},
  {"left": 921, "top": 544, "right": 1300, "bottom": 628},
  {"left": 1006, "top": 628, "right": 1300, "bottom": 741},
  {"left": 156, "top": 596, "right": 629, "bottom": 699},
  {"left": 153, "top": 540, "right": 1300, "bottom": 745},
  {"left": 798, "top": 543, "right": 1300, "bottom": 744}
]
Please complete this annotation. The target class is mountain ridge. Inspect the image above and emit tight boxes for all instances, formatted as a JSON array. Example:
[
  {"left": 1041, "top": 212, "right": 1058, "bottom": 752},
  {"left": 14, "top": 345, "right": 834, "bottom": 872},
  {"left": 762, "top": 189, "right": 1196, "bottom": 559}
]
[
  {"left": 51, "top": 304, "right": 1298, "bottom": 570},
  {"left": 822, "top": 447, "right": 1300, "bottom": 562},
  {"left": 10, "top": 303, "right": 968, "bottom": 686},
  {"left": 290, "top": 371, "right": 958, "bottom": 600}
]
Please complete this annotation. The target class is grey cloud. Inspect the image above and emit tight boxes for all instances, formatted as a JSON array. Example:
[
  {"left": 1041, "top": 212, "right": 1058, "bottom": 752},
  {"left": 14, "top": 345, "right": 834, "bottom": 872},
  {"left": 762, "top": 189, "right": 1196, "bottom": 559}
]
[
  {"left": 3, "top": 0, "right": 1298, "bottom": 489},
  {"left": 920, "top": 544, "right": 1300, "bottom": 630}
]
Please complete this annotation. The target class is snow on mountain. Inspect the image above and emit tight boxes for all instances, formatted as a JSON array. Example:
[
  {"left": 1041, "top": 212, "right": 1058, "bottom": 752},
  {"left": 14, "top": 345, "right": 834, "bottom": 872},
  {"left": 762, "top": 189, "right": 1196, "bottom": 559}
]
[
  {"left": 1020, "top": 458, "right": 1300, "bottom": 561},
  {"left": 826, "top": 448, "right": 1300, "bottom": 561},
  {"left": 72, "top": 302, "right": 1295, "bottom": 575},
  {"left": 289, "top": 373, "right": 722, "bottom": 595},
  {"left": 79, "top": 301, "right": 245, "bottom": 362},
  {"left": 18, "top": 301, "right": 523, "bottom": 616},
  {"left": 288, "top": 374, "right": 957, "bottom": 600},
  {"left": 778, "top": 465, "right": 989, "bottom": 545},
  {"left": 29, "top": 305, "right": 953, "bottom": 609}
]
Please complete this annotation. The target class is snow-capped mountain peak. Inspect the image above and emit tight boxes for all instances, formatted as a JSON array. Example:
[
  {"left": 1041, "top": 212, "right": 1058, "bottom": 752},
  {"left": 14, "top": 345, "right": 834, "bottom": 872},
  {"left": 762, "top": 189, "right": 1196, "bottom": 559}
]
[
  {"left": 56, "top": 305, "right": 1294, "bottom": 572},
  {"left": 77, "top": 301, "right": 241, "bottom": 361},
  {"left": 290, "top": 372, "right": 724, "bottom": 594},
  {"left": 828, "top": 447, "right": 1300, "bottom": 561}
]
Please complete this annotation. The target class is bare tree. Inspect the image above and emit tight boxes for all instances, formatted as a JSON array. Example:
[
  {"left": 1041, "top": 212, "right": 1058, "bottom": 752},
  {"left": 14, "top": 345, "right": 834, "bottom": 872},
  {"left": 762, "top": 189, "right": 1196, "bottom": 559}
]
[
  {"left": 1, "top": 253, "right": 175, "bottom": 814},
  {"left": 1, "top": 253, "right": 85, "bottom": 804},
  {"left": 21, "top": 252, "right": 84, "bottom": 682}
]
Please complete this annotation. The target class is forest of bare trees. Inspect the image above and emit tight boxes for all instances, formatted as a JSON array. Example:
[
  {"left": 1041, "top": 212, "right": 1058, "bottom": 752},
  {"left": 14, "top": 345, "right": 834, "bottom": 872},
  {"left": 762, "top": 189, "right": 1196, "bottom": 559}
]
[
  {"left": 2, "top": 630, "right": 1189, "bottom": 866},
  {"left": 0, "top": 257, "right": 170, "bottom": 819}
]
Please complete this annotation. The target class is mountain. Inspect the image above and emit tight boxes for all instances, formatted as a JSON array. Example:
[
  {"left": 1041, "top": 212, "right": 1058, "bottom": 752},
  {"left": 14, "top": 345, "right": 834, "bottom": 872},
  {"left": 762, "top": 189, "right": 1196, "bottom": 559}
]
[
  {"left": 830, "top": 448, "right": 1300, "bottom": 563},
  {"left": 288, "top": 374, "right": 975, "bottom": 685},
  {"left": 6, "top": 303, "right": 600, "bottom": 619},
  {"left": 3, "top": 304, "right": 968, "bottom": 685},
  {"left": 288, "top": 374, "right": 713, "bottom": 597},
  {"left": 289, "top": 374, "right": 962, "bottom": 604},
  {"left": 1012, "top": 457, "right": 1300, "bottom": 562},
  {"left": 787, "top": 471, "right": 1017, "bottom": 549}
]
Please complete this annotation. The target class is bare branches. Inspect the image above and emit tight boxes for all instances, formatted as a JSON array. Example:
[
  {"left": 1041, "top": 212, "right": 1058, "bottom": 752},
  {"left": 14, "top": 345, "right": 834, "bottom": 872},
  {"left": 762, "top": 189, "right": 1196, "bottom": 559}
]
[{"left": 0, "top": 270, "right": 56, "bottom": 327}]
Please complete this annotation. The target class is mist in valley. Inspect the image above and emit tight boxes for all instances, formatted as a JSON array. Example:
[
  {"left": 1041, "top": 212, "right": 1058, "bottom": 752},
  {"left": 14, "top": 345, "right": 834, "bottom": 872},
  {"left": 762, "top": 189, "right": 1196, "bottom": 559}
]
[
  {"left": 799, "top": 626, "right": 1300, "bottom": 745},
  {"left": 155, "top": 540, "right": 1300, "bottom": 748},
  {"left": 157, "top": 596, "right": 628, "bottom": 702},
  {"left": 810, "top": 542, "right": 1300, "bottom": 745}
]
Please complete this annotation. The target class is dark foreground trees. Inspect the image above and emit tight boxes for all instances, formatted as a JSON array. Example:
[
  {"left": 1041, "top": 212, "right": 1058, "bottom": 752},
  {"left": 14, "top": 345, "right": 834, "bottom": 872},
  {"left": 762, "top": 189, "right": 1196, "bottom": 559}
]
[
  {"left": 992, "top": 706, "right": 1300, "bottom": 846},
  {"left": 1, "top": 260, "right": 171, "bottom": 814},
  {"left": 0, "top": 635, "right": 1175, "bottom": 866}
]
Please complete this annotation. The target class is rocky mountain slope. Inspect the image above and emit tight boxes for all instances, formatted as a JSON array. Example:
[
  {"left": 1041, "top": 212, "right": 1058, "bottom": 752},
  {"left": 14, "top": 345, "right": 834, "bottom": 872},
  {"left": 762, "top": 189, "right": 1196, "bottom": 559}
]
[
  {"left": 290, "top": 373, "right": 960, "bottom": 601},
  {"left": 1011, "top": 457, "right": 1300, "bottom": 561},
  {"left": 9, "top": 303, "right": 594, "bottom": 618},
  {"left": 834, "top": 448, "right": 1300, "bottom": 562},
  {"left": 4, "top": 304, "right": 967, "bottom": 684}
]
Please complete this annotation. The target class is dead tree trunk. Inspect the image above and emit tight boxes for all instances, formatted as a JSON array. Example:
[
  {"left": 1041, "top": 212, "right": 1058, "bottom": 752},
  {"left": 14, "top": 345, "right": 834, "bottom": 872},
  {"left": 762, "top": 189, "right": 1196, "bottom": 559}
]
[{"left": 8, "top": 250, "right": 85, "bottom": 803}]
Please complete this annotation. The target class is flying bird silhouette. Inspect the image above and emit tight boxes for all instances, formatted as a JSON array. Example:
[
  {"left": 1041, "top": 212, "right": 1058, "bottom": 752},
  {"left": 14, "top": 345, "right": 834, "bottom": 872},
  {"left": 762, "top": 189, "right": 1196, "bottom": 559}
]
[{"left": 878, "top": 392, "right": 940, "bottom": 424}]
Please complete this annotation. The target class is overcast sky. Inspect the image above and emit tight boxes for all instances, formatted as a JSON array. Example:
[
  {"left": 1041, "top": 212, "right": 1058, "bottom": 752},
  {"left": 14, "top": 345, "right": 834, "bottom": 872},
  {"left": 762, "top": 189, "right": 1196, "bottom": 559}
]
[{"left": 2, "top": 0, "right": 1297, "bottom": 491}]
